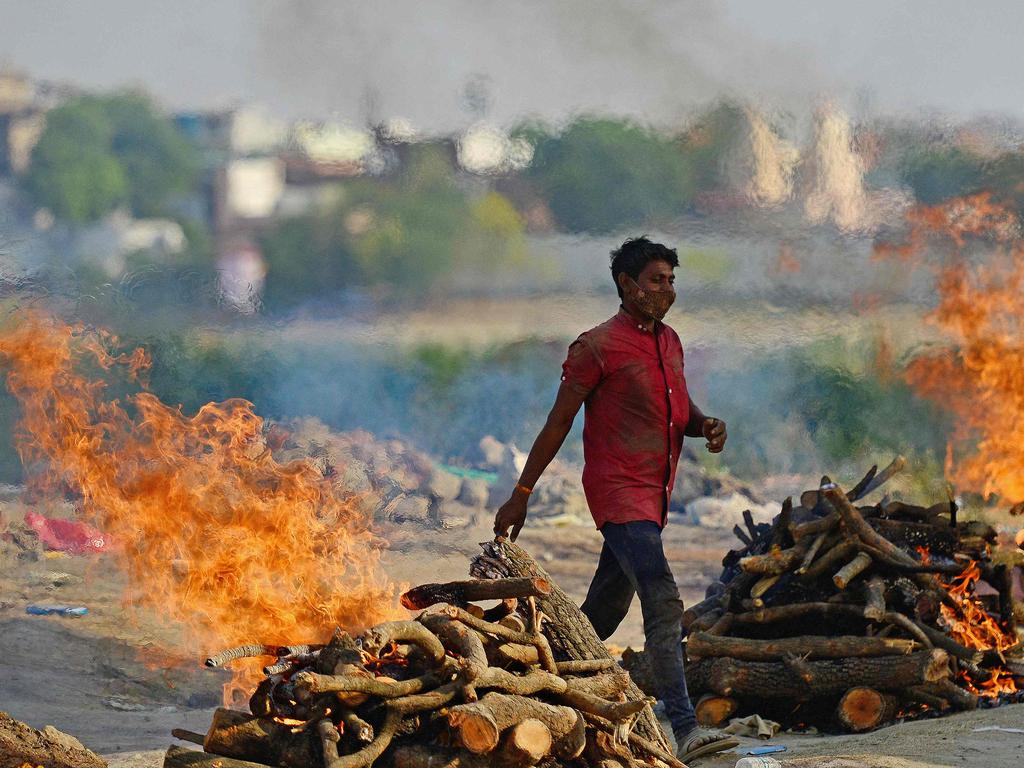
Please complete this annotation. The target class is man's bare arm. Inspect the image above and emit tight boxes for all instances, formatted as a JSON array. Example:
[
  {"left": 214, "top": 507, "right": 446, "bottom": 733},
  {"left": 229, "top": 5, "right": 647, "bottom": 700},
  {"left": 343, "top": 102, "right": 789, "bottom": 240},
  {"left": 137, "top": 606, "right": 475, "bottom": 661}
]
[{"left": 493, "top": 383, "right": 587, "bottom": 540}]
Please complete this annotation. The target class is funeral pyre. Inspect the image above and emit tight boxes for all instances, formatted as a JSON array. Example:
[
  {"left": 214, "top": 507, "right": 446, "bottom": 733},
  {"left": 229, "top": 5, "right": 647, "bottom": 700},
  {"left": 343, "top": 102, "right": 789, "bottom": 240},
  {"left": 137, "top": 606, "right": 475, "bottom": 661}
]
[
  {"left": 625, "top": 457, "right": 1024, "bottom": 734},
  {"left": 175, "top": 550, "right": 683, "bottom": 768}
]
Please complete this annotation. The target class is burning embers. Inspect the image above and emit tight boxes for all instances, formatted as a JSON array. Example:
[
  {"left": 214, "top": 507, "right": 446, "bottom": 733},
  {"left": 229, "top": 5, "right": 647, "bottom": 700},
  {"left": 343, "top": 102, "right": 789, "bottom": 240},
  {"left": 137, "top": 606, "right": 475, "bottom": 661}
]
[
  {"left": 189, "top": 574, "right": 678, "bottom": 768},
  {"left": 664, "top": 458, "right": 1023, "bottom": 733}
]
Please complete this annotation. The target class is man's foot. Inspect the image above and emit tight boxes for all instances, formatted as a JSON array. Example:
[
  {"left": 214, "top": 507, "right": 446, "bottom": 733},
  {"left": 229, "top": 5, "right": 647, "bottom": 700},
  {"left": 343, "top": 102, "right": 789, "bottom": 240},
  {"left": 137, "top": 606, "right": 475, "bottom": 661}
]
[{"left": 674, "top": 726, "right": 739, "bottom": 762}]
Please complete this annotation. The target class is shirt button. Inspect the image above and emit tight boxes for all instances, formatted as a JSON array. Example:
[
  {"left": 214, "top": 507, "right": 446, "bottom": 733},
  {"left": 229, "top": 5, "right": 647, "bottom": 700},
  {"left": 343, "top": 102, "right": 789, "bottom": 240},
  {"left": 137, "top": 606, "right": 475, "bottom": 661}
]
[{"left": 668, "top": 388, "right": 673, "bottom": 393}]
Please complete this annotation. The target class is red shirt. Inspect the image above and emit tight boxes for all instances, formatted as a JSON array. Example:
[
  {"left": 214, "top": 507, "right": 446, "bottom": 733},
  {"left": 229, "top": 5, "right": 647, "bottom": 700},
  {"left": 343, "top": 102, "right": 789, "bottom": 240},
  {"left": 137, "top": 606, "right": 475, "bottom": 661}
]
[{"left": 560, "top": 307, "right": 689, "bottom": 529}]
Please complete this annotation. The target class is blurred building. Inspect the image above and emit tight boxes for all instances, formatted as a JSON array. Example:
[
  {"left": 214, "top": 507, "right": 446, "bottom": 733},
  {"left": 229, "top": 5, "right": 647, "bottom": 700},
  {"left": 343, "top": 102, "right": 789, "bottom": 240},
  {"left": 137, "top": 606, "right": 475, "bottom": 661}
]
[
  {"left": 213, "top": 156, "right": 286, "bottom": 230},
  {"left": 0, "top": 71, "right": 45, "bottom": 177}
]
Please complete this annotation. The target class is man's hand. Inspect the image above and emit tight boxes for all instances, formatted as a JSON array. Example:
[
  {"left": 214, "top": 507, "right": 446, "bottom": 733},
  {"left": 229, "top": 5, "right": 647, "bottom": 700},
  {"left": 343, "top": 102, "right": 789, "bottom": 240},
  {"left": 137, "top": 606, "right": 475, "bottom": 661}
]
[
  {"left": 702, "top": 417, "right": 727, "bottom": 453},
  {"left": 493, "top": 492, "right": 529, "bottom": 541}
]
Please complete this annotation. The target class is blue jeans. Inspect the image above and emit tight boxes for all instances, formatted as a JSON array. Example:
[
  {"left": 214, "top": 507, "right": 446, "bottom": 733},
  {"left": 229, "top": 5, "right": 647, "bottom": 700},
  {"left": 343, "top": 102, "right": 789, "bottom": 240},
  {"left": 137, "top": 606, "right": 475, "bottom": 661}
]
[{"left": 580, "top": 520, "right": 697, "bottom": 737}]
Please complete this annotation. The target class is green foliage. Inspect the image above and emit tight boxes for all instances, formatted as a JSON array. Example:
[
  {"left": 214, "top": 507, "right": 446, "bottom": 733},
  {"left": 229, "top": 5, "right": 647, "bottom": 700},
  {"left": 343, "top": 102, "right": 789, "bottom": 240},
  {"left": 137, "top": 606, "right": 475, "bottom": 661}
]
[
  {"left": 710, "top": 345, "right": 951, "bottom": 480},
  {"left": 899, "top": 146, "right": 986, "bottom": 205},
  {"left": 260, "top": 145, "right": 528, "bottom": 309},
  {"left": 24, "top": 92, "right": 199, "bottom": 223},
  {"left": 524, "top": 117, "right": 696, "bottom": 233},
  {"left": 676, "top": 101, "right": 747, "bottom": 192}
]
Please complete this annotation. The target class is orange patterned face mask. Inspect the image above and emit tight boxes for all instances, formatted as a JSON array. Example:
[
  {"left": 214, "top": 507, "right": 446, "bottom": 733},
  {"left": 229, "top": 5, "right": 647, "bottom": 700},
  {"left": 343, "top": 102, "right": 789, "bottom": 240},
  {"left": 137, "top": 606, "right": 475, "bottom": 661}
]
[{"left": 627, "top": 276, "right": 675, "bottom": 320}]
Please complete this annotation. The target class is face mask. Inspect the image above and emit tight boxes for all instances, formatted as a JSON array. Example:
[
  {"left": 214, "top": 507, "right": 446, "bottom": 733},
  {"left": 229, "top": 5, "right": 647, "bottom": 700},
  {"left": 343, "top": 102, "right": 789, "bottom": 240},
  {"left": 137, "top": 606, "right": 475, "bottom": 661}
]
[{"left": 627, "top": 276, "right": 675, "bottom": 321}]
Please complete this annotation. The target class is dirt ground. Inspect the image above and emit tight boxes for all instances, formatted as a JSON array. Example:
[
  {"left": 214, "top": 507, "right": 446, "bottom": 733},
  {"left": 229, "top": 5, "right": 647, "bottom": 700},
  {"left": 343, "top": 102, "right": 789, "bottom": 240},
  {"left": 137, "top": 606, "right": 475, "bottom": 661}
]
[{"left": 2, "top": 515, "right": 1022, "bottom": 768}]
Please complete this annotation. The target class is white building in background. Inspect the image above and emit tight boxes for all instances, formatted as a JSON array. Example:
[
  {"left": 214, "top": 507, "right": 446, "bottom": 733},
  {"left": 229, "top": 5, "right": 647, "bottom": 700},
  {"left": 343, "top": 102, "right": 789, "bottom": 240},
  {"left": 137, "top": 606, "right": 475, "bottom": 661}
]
[
  {"left": 215, "top": 157, "right": 286, "bottom": 226},
  {"left": 456, "top": 123, "right": 533, "bottom": 175},
  {"left": 217, "top": 236, "right": 266, "bottom": 314},
  {"left": 288, "top": 121, "right": 377, "bottom": 178}
]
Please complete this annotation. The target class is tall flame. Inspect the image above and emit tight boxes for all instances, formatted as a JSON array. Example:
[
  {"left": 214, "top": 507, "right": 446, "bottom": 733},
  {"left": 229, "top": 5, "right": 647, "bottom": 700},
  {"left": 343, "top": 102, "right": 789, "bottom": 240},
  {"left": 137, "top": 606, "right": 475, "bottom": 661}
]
[
  {"left": 877, "top": 193, "right": 1024, "bottom": 502},
  {"left": 0, "top": 313, "right": 399, "bottom": 692}
]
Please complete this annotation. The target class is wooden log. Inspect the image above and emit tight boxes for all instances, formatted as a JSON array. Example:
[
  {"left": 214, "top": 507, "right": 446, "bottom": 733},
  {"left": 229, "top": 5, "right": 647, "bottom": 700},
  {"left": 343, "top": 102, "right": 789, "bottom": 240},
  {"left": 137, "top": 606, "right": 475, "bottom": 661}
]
[
  {"left": 418, "top": 613, "right": 490, "bottom": 681},
  {"left": 557, "top": 658, "right": 618, "bottom": 675},
  {"left": 0, "top": 712, "right": 106, "bottom": 768},
  {"left": 339, "top": 710, "right": 374, "bottom": 744},
  {"left": 163, "top": 745, "right": 271, "bottom": 768},
  {"left": 482, "top": 599, "right": 519, "bottom": 624},
  {"left": 918, "top": 679, "right": 978, "bottom": 711},
  {"left": 739, "top": 544, "right": 807, "bottom": 575},
  {"left": 847, "top": 464, "right": 879, "bottom": 501},
  {"left": 694, "top": 694, "right": 738, "bottom": 727},
  {"left": 392, "top": 726, "right": 557, "bottom": 768},
  {"left": 730, "top": 602, "right": 866, "bottom": 626},
  {"left": 292, "top": 664, "right": 455, "bottom": 700},
  {"left": 687, "top": 632, "right": 919, "bottom": 661},
  {"left": 907, "top": 618, "right": 984, "bottom": 663},
  {"left": 833, "top": 552, "right": 873, "bottom": 590},
  {"left": 401, "top": 578, "right": 551, "bottom": 610},
  {"left": 470, "top": 539, "right": 671, "bottom": 752},
  {"left": 733, "top": 524, "right": 753, "bottom": 547},
  {"left": 447, "top": 693, "right": 581, "bottom": 758},
  {"left": 686, "top": 649, "right": 950, "bottom": 699},
  {"left": 836, "top": 687, "right": 898, "bottom": 732},
  {"left": 743, "top": 509, "right": 759, "bottom": 541},
  {"left": 902, "top": 686, "right": 950, "bottom": 710},
  {"left": 801, "top": 540, "right": 858, "bottom": 580},
  {"left": 869, "top": 518, "right": 956, "bottom": 558},
  {"left": 322, "top": 709, "right": 400, "bottom": 768},
  {"left": 797, "top": 531, "right": 830, "bottom": 574},
  {"left": 359, "top": 621, "right": 445, "bottom": 662},
  {"left": 854, "top": 455, "right": 906, "bottom": 500},
  {"left": 202, "top": 708, "right": 317, "bottom": 768},
  {"left": 499, "top": 719, "right": 552, "bottom": 767},
  {"left": 822, "top": 488, "right": 917, "bottom": 568},
  {"left": 582, "top": 713, "right": 686, "bottom": 768},
  {"left": 750, "top": 574, "right": 781, "bottom": 599},
  {"left": 863, "top": 577, "right": 887, "bottom": 621},
  {"left": 390, "top": 744, "right": 481, "bottom": 768}
]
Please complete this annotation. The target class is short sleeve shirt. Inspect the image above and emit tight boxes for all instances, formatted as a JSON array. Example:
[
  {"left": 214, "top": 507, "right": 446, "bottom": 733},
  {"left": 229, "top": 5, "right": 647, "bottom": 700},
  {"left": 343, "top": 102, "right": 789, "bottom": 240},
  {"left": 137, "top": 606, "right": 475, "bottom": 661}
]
[{"left": 560, "top": 308, "right": 689, "bottom": 529}]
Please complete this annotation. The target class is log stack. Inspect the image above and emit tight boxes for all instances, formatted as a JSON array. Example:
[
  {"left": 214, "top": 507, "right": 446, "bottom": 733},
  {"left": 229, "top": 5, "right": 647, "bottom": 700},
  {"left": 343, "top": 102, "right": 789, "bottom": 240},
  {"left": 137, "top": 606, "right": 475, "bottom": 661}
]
[
  {"left": 166, "top": 571, "right": 682, "bottom": 768},
  {"left": 633, "top": 457, "right": 1024, "bottom": 733}
]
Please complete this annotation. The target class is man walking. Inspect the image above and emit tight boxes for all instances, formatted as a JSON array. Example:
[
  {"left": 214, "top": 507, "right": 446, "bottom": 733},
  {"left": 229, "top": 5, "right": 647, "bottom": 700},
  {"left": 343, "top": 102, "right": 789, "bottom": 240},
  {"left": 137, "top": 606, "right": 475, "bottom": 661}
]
[{"left": 493, "top": 237, "right": 738, "bottom": 761}]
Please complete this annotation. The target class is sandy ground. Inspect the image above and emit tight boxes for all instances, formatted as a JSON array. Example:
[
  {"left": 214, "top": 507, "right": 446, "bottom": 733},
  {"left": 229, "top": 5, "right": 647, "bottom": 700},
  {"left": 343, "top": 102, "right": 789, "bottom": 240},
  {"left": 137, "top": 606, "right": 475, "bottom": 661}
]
[{"left": 2, "top": 515, "right": 1022, "bottom": 768}]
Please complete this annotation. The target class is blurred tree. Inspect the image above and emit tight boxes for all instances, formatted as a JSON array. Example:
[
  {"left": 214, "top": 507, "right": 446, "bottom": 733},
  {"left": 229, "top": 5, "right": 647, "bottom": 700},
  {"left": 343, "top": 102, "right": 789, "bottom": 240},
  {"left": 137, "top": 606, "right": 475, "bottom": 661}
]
[
  {"left": 676, "top": 100, "right": 747, "bottom": 193},
  {"left": 260, "top": 144, "right": 529, "bottom": 308},
  {"left": 899, "top": 146, "right": 985, "bottom": 205},
  {"left": 524, "top": 117, "right": 695, "bottom": 233},
  {"left": 24, "top": 92, "right": 199, "bottom": 223},
  {"left": 25, "top": 100, "right": 127, "bottom": 222}
]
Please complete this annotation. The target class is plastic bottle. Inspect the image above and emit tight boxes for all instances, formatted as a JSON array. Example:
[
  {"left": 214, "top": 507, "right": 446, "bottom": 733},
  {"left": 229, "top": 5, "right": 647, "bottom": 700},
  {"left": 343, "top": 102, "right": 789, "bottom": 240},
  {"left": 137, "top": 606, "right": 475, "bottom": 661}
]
[{"left": 734, "top": 758, "right": 783, "bottom": 768}]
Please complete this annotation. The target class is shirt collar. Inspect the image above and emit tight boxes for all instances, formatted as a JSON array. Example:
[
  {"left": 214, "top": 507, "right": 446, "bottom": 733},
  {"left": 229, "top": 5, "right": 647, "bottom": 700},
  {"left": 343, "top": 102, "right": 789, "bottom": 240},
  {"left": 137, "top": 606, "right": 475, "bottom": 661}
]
[{"left": 616, "top": 305, "right": 660, "bottom": 333}]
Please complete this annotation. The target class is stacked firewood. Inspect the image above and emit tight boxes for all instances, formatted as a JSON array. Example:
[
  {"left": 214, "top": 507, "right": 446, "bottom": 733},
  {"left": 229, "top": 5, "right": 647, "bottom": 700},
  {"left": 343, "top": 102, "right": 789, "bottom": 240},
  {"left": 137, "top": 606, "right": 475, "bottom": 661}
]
[
  {"left": 630, "top": 457, "right": 1024, "bottom": 733},
  {"left": 167, "top": 573, "right": 682, "bottom": 768}
]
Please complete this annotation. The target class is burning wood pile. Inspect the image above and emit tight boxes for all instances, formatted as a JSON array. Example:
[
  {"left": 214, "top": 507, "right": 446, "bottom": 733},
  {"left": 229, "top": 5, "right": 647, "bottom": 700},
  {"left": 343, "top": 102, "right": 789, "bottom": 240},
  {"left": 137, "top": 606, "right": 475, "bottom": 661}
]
[
  {"left": 169, "top": 564, "right": 683, "bottom": 768},
  {"left": 647, "top": 457, "right": 1024, "bottom": 733}
]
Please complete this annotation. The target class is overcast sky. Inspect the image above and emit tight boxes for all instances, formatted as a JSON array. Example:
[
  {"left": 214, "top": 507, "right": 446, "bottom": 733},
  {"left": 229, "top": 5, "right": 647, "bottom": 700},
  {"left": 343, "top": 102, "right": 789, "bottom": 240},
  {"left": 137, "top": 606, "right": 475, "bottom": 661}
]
[{"left": 0, "top": 1, "right": 1021, "bottom": 131}]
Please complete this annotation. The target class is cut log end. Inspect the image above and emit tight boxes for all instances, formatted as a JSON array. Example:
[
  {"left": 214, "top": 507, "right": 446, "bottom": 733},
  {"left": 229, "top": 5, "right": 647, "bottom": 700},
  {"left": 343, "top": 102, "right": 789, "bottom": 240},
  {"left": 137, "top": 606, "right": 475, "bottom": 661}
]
[
  {"left": 836, "top": 687, "right": 898, "bottom": 732},
  {"left": 694, "top": 694, "right": 738, "bottom": 727}
]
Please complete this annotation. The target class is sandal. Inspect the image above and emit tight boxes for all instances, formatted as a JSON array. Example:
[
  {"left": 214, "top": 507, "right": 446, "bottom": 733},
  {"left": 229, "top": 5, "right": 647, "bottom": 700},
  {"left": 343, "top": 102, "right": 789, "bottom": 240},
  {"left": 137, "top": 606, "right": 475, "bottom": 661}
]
[{"left": 676, "top": 726, "right": 740, "bottom": 762}]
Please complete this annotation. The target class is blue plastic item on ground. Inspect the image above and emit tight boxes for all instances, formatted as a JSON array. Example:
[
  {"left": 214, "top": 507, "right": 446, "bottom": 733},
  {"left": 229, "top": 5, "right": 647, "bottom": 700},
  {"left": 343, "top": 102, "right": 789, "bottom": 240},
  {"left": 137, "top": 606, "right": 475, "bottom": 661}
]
[
  {"left": 745, "top": 745, "right": 787, "bottom": 756},
  {"left": 26, "top": 604, "right": 88, "bottom": 617}
]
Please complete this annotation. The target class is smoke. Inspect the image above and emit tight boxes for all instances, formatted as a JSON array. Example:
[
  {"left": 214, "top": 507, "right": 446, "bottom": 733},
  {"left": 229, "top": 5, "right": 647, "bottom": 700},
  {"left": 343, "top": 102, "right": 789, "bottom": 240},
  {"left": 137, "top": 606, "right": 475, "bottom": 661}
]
[{"left": 247, "top": 0, "right": 825, "bottom": 131}]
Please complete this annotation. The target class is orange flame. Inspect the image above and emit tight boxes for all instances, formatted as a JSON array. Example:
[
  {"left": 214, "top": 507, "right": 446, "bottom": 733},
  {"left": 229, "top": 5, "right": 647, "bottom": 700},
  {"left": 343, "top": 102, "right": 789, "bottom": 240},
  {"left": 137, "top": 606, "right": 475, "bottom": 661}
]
[
  {"left": 876, "top": 193, "right": 1024, "bottom": 503},
  {"left": 0, "top": 313, "right": 400, "bottom": 696},
  {"left": 939, "top": 561, "right": 1017, "bottom": 655}
]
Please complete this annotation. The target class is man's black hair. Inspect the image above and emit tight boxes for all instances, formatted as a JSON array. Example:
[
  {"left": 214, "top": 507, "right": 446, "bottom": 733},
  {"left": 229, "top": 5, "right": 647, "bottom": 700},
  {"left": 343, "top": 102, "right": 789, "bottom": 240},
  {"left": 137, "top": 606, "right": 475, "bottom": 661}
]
[{"left": 609, "top": 236, "right": 679, "bottom": 298}]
